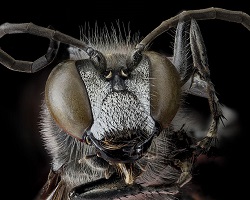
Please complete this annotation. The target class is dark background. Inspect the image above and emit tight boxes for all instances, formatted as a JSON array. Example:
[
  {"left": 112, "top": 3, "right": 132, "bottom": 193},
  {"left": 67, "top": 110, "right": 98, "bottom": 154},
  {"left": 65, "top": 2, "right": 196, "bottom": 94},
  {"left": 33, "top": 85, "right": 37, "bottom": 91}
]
[{"left": 0, "top": 1, "right": 249, "bottom": 199}]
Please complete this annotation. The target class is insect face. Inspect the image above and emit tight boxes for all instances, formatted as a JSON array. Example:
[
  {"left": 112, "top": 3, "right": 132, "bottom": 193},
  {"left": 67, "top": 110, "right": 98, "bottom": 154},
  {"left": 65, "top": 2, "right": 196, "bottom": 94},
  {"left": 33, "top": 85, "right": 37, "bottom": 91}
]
[
  {"left": 44, "top": 37, "right": 182, "bottom": 185},
  {"left": 1, "top": 7, "right": 249, "bottom": 200}
]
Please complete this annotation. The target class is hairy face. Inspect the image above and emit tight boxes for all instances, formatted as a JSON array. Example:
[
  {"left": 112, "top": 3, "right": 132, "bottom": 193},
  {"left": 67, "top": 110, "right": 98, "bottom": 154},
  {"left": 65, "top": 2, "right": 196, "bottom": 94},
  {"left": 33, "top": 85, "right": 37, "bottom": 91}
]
[
  {"left": 78, "top": 53, "right": 155, "bottom": 140},
  {"left": 40, "top": 23, "right": 182, "bottom": 199}
]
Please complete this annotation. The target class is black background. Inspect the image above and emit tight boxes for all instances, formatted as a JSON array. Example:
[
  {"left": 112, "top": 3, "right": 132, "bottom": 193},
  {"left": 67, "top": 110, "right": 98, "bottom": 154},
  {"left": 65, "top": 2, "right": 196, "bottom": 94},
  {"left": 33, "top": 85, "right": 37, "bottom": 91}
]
[{"left": 0, "top": 1, "right": 249, "bottom": 199}]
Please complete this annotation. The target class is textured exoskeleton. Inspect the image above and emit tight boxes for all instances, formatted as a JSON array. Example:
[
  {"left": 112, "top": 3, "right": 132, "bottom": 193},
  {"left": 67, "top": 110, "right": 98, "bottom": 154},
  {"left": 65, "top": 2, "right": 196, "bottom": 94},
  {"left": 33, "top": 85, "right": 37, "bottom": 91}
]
[{"left": 0, "top": 7, "right": 249, "bottom": 200}]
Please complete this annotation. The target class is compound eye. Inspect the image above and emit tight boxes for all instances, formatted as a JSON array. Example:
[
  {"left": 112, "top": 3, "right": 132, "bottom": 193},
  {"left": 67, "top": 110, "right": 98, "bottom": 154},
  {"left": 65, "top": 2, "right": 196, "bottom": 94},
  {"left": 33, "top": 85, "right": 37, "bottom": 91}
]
[
  {"left": 146, "top": 51, "right": 181, "bottom": 129},
  {"left": 45, "top": 60, "right": 93, "bottom": 141}
]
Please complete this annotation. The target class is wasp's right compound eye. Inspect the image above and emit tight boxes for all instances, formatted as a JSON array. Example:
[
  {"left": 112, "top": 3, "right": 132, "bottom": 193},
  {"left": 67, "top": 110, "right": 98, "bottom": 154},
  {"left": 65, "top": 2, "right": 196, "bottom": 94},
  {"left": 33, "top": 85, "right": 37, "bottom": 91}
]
[
  {"left": 146, "top": 51, "right": 181, "bottom": 129},
  {"left": 45, "top": 60, "right": 93, "bottom": 141}
]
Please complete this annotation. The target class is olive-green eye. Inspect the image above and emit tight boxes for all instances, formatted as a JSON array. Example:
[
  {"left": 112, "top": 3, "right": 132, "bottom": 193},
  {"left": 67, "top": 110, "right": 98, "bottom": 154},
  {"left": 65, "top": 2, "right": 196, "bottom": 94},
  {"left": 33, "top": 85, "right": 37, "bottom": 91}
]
[
  {"left": 45, "top": 60, "right": 93, "bottom": 141},
  {"left": 146, "top": 51, "right": 181, "bottom": 129}
]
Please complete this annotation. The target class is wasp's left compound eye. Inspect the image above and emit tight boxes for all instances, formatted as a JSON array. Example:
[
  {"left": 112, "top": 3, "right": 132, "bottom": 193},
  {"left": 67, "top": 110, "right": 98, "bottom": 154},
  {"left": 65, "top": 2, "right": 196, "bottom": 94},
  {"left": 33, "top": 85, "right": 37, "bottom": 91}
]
[{"left": 45, "top": 60, "right": 93, "bottom": 141}]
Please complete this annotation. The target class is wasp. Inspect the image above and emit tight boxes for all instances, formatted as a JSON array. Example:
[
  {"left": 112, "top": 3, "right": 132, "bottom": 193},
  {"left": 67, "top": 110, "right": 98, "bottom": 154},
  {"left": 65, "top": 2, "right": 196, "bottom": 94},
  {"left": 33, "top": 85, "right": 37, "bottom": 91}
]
[{"left": 0, "top": 7, "right": 249, "bottom": 200}]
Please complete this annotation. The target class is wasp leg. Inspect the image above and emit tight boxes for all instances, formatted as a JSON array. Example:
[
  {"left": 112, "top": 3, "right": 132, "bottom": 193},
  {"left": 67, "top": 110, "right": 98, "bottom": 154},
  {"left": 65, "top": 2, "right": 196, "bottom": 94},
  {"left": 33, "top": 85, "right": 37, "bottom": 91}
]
[
  {"left": 69, "top": 173, "right": 145, "bottom": 200},
  {"left": 69, "top": 173, "right": 181, "bottom": 199},
  {"left": 174, "top": 160, "right": 192, "bottom": 188},
  {"left": 189, "top": 19, "right": 225, "bottom": 151},
  {"left": 167, "top": 126, "right": 196, "bottom": 189},
  {"left": 172, "top": 20, "right": 212, "bottom": 100},
  {"left": 172, "top": 20, "right": 193, "bottom": 85}
]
